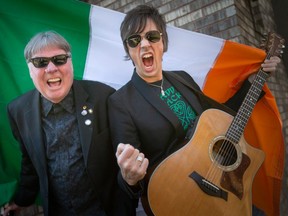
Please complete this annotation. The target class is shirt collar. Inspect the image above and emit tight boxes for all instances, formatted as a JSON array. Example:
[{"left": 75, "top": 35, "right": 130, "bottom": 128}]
[{"left": 41, "top": 89, "right": 74, "bottom": 117}]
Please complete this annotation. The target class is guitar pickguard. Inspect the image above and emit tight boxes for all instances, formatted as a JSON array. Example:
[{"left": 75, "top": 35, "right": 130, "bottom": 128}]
[{"left": 221, "top": 152, "right": 251, "bottom": 200}]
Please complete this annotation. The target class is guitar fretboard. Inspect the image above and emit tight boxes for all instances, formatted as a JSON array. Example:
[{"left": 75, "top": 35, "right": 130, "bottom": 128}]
[{"left": 226, "top": 69, "right": 270, "bottom": 144}]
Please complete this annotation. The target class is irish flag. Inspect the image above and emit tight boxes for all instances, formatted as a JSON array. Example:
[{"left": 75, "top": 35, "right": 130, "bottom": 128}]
[{"left": 0, "top": 0, "right": 284, "bottom": 215}]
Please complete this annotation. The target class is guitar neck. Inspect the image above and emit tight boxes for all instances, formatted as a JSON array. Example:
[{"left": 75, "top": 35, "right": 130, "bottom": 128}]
[
  {"left": 225, "top": 31, "right": 285, "bottom": 144},
  {"left": 226, "top": 66, "right": 270, "bottom": 143}
]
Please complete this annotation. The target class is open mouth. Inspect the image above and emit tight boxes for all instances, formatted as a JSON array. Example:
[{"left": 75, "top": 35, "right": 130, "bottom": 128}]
[
  {"left": 47, "top": 77, "right": 61, "bottom": 87},
  {"left": 142, "top": 53, "right": 153, "bottom": 68}
]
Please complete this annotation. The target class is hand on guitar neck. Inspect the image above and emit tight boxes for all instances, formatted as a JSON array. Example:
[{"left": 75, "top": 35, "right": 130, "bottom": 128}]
[{"left": 248, "top": 56, "right": 281, "bottom": 82}]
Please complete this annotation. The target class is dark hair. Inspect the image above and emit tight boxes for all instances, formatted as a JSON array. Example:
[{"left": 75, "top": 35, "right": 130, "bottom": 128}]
[
  {"left": 24, "top": 30, "right": 71, "bottom": 62},
  {"left": 120, "top": 5, "right": 168, "bottom": 58}
]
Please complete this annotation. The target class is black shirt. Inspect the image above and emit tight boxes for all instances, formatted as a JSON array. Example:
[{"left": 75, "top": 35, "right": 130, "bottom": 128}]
[{"left": 41, "top": 90, "right": 105, "bottom": 216}]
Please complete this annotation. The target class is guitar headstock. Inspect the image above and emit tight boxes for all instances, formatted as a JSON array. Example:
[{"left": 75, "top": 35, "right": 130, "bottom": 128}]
[{"left": 260, "top": 32, "right": 285, "bottom": 58}]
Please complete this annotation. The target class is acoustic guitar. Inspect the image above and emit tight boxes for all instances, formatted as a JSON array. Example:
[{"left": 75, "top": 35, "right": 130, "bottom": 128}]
[{"left": 147, "top": 32, "right": 284, "bottom": 216}]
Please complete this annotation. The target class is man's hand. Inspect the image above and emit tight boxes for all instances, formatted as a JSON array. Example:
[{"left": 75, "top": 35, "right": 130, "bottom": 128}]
[
  {"left": 3, "top": 202, "right": 21, "bottom": 216},
  {"left": 116, "top": 143, "right": 149, "bottom": 186},
  {"left": 261, "top": 56, "right": 281, "bottom": 74},
  {"left": 248, "top": 56, "right": 281, "bottom": 82}
]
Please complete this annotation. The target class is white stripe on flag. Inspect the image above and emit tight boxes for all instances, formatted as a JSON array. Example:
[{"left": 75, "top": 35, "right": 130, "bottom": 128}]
[
  {"left": 84, "top": 5, "right": 132, "bottom": 89},
  {"left": 163, "top": 26, "right": 224, "bottom": 88},
  {"left": 84, "top": 5, "right": 225, "bottom": 89}
]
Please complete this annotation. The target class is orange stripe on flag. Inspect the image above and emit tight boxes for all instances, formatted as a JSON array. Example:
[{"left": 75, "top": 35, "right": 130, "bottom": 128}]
[
  {"left": 203, "top": 40, "right": 284, "bottom": 216},
  {"left": 203, "top": 40, "right": 266, "bottom": 101}
]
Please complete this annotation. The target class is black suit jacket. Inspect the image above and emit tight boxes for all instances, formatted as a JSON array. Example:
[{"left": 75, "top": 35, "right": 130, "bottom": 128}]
[
  {"left": 108, "top": 70, "right": 252, "bottom": 199},
  {"left": 7, "top": 79, "right": 134, "bottom": 216},
  {"left": 109, "top": 71, "right": 238, "bottom": 164}
]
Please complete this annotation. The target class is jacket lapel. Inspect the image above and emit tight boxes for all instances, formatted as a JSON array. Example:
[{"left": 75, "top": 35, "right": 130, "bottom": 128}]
[
  {"left": 131, "top": 71, "right": 184, "bottom": 137},
  {"left": 24, "top": 90, "right": 47, "bottom": 173},
  {"left": 73, "top": 81, "right": 94, "bottom": 166}
]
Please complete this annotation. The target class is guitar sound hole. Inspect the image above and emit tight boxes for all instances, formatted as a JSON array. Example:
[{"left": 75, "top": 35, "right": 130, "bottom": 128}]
[{"left": 212, "top": 139, "right": 237, "bottom": 166}]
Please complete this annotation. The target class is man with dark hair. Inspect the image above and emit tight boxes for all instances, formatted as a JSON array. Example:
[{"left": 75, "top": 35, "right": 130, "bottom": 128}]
[{"left": 108, "top": 5, "right": 281, "bottom": 216}]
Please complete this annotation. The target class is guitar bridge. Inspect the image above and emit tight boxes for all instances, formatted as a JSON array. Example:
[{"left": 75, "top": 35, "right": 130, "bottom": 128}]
[{"left": 190, "top": 171, "right": 228, "bottom": 201}]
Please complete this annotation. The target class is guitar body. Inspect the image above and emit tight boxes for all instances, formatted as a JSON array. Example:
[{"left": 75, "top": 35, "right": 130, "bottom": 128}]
[{"left": 148, "top": 109, "right": 265, "bottom": 216}]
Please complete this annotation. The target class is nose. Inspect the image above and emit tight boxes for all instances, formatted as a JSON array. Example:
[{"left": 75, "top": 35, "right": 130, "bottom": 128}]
[
  {"left": 44, "top": 61, "right": 58, "bottom": 73},
  {"left": 140, "top": 37, "right": 151, "bottom": 47}
]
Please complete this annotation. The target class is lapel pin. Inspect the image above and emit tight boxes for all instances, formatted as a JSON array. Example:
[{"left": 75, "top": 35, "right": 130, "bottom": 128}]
[
  {"left": 85, "top": 119, "right": 92, "bottom": 126},
  {"left": 81, "top": 110, "right": 88, "bottom": 116},
  {"left": 81, "top": 105, "right": 93, "bottom": 120}
]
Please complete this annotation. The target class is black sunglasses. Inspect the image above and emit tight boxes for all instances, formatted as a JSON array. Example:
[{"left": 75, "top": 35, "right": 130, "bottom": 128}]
[
  {"left": 125, "top": 30, "right": 162, "bottom": 48},
  {"left": 29, "top": 54, "right": 71, "bottom": 68}
]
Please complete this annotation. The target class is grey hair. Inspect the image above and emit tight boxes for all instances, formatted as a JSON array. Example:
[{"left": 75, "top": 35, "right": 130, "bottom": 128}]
[{"left": 24, "top": 30, "right": 71, "bottom": 62}]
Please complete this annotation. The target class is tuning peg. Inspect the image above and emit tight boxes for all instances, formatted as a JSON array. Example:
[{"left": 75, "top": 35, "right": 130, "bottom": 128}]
[
  {"left": 259, "top": 43, "right": 265, "bottom": 48},
  {"left": 261, "top": 38, "right": 267, "bottom": 42}
]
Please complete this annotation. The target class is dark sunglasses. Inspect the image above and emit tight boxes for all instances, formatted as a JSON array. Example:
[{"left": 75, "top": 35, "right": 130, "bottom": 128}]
[
  {"left": 29, "top": 54, "right": 71, "bottom": 68},
  {"left": 125, "top": 30, "right": 162, "bottom": 48}
]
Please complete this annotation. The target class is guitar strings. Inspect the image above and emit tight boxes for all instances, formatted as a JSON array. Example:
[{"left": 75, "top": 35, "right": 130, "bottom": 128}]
[{"left": 204, "top": 50, "right": 272, "bottom": 184}]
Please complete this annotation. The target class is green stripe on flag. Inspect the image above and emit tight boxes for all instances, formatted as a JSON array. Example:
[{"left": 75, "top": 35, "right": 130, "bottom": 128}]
[{"left": 0, "top": 0, "right": 91, "bottom": 206}]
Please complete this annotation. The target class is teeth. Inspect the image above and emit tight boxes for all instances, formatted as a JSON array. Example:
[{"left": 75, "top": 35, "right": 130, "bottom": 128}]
[
  {"left": 48, "top": 78, "right": 61, "bottom": 83},
  {"left": 143, "top": 54, "right": 152, "bottom": 58}
]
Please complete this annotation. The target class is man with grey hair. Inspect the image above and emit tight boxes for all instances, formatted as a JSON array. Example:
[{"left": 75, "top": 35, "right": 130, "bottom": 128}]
[{"left": 3, "top": 31, "right": 134, "bottom": 216}]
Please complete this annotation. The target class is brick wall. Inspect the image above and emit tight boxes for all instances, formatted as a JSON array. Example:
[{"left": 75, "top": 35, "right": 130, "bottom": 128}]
[{"left": 87, "top": 0, "right": 288, "bottom": 215}]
